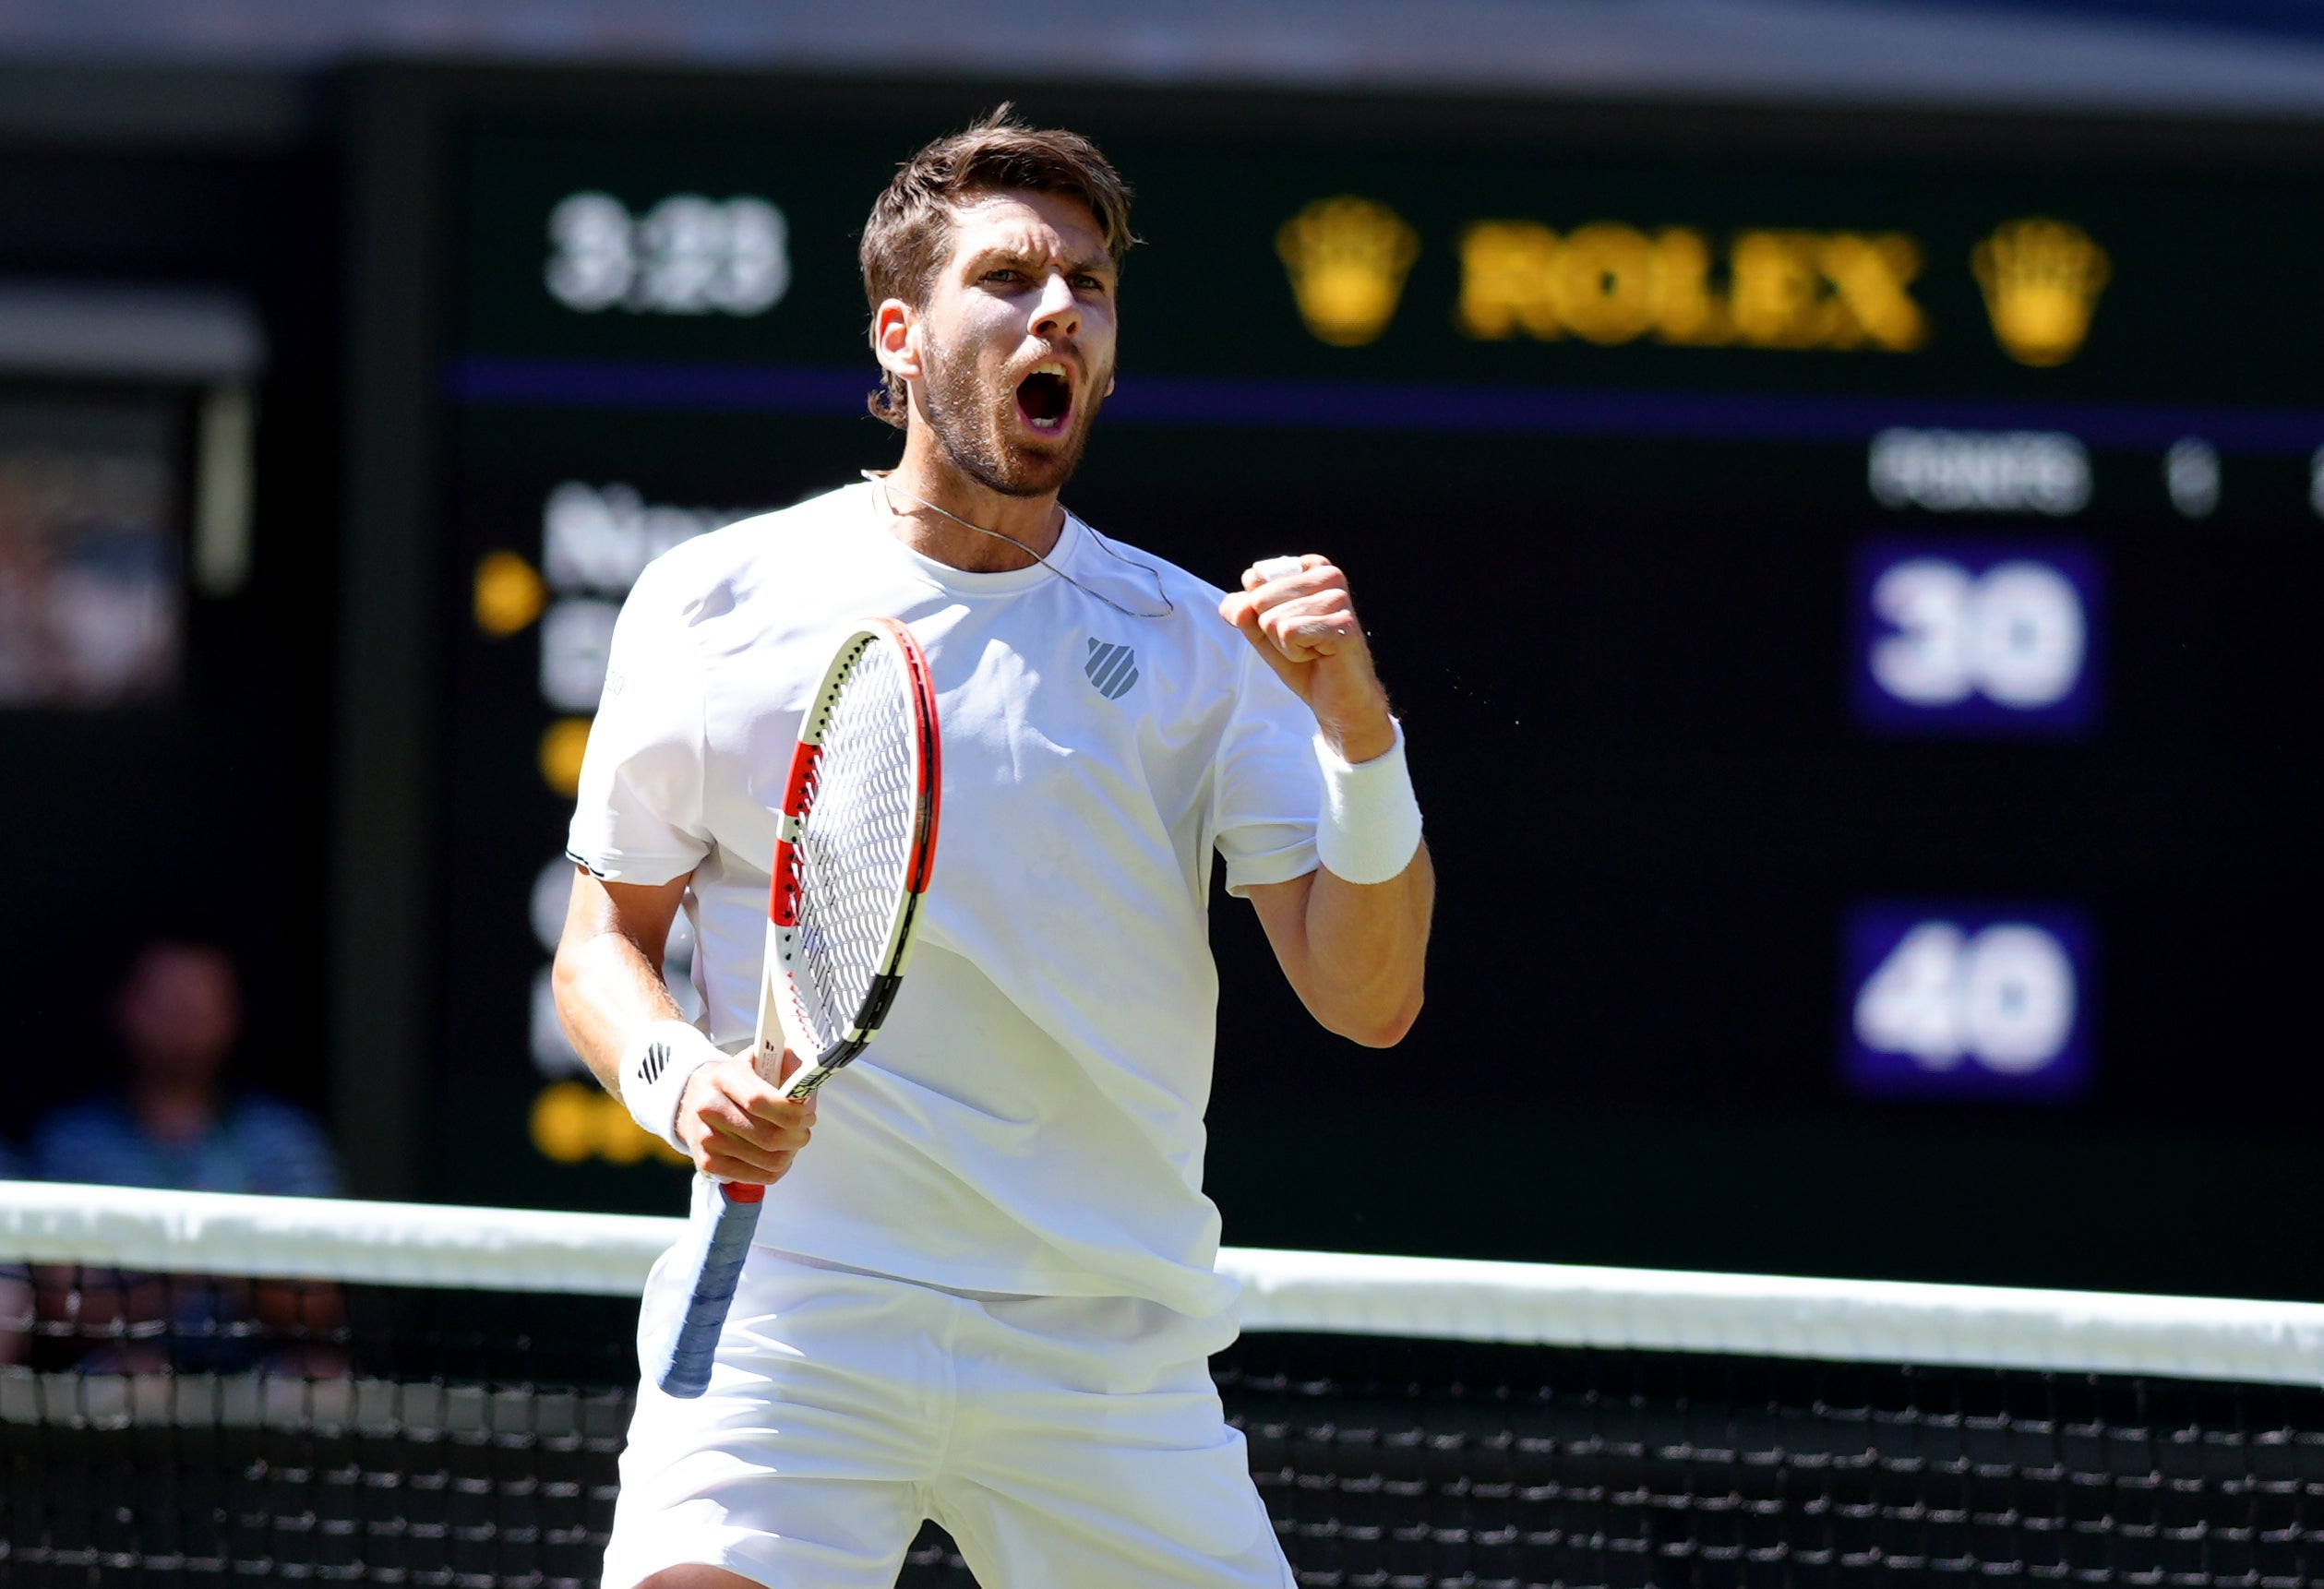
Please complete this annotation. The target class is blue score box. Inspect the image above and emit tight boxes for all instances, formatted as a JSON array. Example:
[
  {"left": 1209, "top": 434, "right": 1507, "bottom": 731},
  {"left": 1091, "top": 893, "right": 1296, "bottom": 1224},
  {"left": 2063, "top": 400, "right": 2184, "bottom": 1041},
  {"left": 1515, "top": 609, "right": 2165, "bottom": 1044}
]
[
  {"left": 1841, "top": 902, "right": 2095, "bottom": 1105},
  {"left": 1850, "top": 539, "right": 2104, "bottom": 737}
]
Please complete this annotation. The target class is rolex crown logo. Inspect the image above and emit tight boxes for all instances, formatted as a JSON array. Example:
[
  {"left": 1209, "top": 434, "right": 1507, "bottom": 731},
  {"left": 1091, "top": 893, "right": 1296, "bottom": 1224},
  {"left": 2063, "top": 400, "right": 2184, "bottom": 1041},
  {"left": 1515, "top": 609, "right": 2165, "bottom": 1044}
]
[
  {"left": 1972, "top": 218, "right": 2111, "bottom": 367},
  {"left": 1276, "top": 197, "right": 1420, "bottom": 347}
]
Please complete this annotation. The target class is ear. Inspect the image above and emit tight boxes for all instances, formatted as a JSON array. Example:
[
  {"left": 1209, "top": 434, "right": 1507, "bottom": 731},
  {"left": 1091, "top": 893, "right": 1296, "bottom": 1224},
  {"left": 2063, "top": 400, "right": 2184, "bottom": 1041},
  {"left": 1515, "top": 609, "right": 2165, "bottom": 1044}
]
[{"left": 871, "top": 299, "right": 922, "bottom": 383}]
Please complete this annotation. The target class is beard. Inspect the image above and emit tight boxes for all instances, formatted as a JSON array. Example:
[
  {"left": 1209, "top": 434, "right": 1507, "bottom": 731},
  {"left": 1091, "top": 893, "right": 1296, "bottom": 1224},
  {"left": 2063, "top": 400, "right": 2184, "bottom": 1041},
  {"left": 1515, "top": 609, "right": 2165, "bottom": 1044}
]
[{"left": 919, "top": 331, "right": 1107, "bottom": 498}]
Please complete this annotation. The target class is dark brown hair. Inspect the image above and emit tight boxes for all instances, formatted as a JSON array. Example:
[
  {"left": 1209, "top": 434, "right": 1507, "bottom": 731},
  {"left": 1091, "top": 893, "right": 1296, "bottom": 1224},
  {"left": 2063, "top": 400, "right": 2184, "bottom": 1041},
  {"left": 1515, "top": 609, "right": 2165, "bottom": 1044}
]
[{"left": 860, "top": 105, "right": 1133, "bottom": 428}]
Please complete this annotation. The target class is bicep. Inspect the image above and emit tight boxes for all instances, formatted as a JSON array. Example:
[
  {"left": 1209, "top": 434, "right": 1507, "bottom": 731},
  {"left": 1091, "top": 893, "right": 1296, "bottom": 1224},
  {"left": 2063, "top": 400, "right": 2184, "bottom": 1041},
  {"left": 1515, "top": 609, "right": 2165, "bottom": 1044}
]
[
  {"left": 553, "top": 866, "right": 697, "bottom": 1082},
  {"left": 557, "top": 866, "right": 692, "bottom": 967},
  {"left": 1242, "top": 868, "right": 1321, "bottom": 991}
]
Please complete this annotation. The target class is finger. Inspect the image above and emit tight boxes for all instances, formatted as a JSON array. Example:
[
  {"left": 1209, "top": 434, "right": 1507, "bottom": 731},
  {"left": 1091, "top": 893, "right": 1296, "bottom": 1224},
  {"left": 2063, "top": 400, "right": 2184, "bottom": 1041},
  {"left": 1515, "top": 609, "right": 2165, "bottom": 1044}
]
[
  {"left": 688, "top": 1127, "right": 793, "bottom": 1181},
  {"left": 739, "top": 1049, "right": 816, "bottom": 1114},
  {"left": 694, "top": 1112, "right": 808, "bottom": 1176},
  {"left": 723, "top": 1079, "right": 816, "bottom": 1141},
  {"left": 1245, "top": 555, "right": 1305, "bottom": 590},
  {"left": 1246, "top": 571, "right": 1351, "bottom": 634},
  {"left": 1259, "top": 593, "right": 1361, "bottom": 663},
  {"left": 1245, "top": 548, "right": 1338, "bottom": 591},
  {"left": 707, "top": 1095, "right": 812, "bottom": 1152},
  {"left": 1222, "top": 595, "right": 1308, "bottom": 692},
  {"left": 697, "top": 1068, "right": 814, "bottom": 1149},
  {"left": 700, "top": 1145, "right": 799, "bottom": 1185},
  {"left": 771, "top": 1048, "right": 820, "bottom": 1118}
]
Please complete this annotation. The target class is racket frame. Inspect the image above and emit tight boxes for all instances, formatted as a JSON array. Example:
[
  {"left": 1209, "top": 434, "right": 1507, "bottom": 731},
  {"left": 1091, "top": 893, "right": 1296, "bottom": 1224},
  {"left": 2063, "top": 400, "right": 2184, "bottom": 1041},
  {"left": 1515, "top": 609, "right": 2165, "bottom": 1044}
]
[
  {"left": 757, "top": 615, "right": 942, "bottom": 1101},
  {"left": 651, "top": 617, "right": 940, "bottom": 1399}
]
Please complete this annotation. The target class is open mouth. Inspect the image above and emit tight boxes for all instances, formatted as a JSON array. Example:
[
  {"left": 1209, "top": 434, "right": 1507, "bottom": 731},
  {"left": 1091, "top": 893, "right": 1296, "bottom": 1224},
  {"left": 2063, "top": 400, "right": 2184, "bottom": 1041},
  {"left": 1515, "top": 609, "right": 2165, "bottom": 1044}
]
[{"left": 1014, "top": 364, "right": 1073, "bottom": 433}]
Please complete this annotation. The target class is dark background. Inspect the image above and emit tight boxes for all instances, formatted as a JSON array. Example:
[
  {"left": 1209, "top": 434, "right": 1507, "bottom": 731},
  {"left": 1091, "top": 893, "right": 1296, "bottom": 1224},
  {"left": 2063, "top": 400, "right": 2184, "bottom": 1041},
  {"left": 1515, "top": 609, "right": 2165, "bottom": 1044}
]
[
  {"left": 2, "top": 62, "right": 2318, "bottom": 1301},
  {"left": 0, "top": 132, "right": 340, "bottom": 1130},
  {"left": 410, "top": 75, "right": 2322, "bottom": 1296}
]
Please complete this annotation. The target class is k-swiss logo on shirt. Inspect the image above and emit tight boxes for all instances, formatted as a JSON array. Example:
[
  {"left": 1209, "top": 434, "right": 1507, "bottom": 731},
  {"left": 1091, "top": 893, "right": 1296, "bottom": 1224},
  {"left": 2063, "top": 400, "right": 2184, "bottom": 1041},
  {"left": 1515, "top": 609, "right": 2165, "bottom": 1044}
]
[{"left": 1084, "top": 638, "right": 1140, "bottom": 700}]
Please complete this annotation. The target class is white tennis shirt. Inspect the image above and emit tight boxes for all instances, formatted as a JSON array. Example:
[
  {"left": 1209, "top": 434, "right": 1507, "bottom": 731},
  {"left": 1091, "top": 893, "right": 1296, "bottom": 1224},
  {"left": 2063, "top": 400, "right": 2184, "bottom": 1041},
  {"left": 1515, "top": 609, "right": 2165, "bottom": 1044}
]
[{"left": 568, "top": 482, "right": 1324, "bottom": 1319}]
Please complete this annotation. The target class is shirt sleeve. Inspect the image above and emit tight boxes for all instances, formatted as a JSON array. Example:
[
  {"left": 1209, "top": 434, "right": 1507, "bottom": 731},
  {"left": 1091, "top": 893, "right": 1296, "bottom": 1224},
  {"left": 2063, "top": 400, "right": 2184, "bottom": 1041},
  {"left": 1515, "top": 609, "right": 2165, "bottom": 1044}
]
[
  {"left": 565, "top": 558, "right": 714, "bottom": 886},
  {"left": 1213, "top": 646, "right": 1325, "bottom": 897}
]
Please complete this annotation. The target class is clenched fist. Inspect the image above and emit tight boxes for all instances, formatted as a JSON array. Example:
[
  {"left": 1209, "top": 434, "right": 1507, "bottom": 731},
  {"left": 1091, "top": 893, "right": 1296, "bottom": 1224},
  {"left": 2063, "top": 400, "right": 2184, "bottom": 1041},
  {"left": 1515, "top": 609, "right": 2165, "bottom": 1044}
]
[
  {"left": 1220, "top": 555, "right": 1396, "bottom": 763},
  {"left": 676, "top": 1048, "right": 817, "bottom": 1185}
]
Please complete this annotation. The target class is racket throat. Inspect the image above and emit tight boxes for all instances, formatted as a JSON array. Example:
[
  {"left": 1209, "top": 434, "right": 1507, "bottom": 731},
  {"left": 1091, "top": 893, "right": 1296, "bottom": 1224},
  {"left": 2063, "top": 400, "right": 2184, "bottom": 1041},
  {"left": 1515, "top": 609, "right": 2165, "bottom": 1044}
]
[{"left": 855, "top": 970, "right": 906, "bottom": 1036}]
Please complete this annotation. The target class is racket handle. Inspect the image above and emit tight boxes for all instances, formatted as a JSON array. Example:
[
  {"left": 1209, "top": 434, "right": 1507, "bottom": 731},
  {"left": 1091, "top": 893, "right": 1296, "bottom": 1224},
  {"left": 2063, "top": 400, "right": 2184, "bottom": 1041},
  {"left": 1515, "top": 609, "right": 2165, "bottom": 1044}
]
[{"left": 645, "top": 1179, "right": 766, "bottom": 1399}]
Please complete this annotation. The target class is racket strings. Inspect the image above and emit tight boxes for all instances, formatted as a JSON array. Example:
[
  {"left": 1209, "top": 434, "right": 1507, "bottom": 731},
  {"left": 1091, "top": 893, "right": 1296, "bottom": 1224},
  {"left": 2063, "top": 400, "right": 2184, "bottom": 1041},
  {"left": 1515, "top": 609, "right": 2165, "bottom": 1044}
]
[{"left": 787, "top": 640, "right": 920, "bottom": 1054}]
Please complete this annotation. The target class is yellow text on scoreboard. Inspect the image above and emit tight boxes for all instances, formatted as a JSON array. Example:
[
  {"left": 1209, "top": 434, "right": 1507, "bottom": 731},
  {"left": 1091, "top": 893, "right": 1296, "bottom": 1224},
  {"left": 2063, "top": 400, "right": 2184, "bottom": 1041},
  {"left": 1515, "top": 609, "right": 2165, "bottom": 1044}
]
[{"left": 1457, "top": 221, "right": 1929, "bottom": 352}]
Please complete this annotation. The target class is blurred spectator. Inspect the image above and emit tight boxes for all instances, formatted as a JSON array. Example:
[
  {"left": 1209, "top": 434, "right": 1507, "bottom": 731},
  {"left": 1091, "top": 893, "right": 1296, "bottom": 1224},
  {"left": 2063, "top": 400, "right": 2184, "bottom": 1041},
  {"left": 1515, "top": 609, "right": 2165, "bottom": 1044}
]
[
  {"left": 28, "top": 936, "right": 344, "bottom": 1372},
  {"left": 30, "top": 936, "right": 341, "bottom": 1194}
]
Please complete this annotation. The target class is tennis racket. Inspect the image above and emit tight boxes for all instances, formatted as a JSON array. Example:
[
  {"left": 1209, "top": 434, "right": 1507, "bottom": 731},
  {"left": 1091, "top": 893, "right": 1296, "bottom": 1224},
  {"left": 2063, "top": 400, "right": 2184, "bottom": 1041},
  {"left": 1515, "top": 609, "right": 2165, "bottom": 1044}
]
[{"left": 646, "top": 617, "right": 942, "bottom": 1398}]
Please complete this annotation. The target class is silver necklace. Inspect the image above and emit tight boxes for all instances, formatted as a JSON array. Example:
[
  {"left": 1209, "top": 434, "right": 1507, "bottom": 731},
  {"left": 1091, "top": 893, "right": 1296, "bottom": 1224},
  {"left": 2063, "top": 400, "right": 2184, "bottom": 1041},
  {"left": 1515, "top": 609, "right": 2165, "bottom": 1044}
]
[{"left": 862, "top": 471, "right": 1173, "bottom": 620}]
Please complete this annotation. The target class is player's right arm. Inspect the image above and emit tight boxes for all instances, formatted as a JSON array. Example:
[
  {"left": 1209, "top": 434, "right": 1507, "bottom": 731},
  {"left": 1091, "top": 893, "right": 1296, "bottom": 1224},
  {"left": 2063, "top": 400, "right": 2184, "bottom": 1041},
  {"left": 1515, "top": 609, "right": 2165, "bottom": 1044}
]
[{"left": 551, "top": 867, "right": 815, "bottom": 1185}]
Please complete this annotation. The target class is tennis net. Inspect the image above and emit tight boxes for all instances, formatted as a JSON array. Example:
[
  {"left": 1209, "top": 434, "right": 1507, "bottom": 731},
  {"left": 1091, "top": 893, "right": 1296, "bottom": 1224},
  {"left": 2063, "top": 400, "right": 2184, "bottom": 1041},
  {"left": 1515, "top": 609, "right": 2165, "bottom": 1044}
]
[{"left": 4, "top": 1181, "right": 2320, "bottom": 1587}]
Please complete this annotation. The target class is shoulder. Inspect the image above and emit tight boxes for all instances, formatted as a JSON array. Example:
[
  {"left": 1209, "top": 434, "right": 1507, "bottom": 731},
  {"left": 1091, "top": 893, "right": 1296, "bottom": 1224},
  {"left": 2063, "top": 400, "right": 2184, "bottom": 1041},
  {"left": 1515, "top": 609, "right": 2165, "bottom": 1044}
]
[
  {"left": 32, "top": 1094, "right": 132, "bottom": 1146},
  {"left": 29, "top": 1095, "right": 142, "bottom": 1178},
  {"left": 228, "top": 1093, "right": 344, "bottom": 1194},
  {"left": 629, "top": 482, "right": 871, "bottom": 626},
  {"left": 230, "top": 1092, "right": 324, "bottom": 1128},
  {"left": 228, "top": 1093, "right": 335, "bottom": 1154}
]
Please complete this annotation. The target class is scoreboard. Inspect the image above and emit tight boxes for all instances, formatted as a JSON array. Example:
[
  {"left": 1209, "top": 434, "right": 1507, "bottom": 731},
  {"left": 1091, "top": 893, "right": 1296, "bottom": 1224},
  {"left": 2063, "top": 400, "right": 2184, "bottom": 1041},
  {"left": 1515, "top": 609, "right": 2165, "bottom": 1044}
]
[{"left": 344, "top": 68, "right": 2324, "bottom": 1298}]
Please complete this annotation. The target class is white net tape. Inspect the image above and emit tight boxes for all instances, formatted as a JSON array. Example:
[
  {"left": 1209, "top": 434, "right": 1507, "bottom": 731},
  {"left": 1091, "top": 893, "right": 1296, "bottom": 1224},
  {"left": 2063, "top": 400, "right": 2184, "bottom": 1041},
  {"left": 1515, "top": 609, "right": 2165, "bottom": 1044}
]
[
  {"left": 788, "top": 636, "right": 919, "bottom": 1052},
  {"left": 6, "top": 1183, "right": 2322, "bottom": 1387}
]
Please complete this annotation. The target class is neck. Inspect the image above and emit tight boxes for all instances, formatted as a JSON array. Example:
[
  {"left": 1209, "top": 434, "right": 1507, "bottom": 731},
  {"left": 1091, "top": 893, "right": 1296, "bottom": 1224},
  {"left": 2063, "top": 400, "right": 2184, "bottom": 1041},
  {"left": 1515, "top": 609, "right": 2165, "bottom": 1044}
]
[{"left": 881, "top": 427, "right": 1064, "bottom": 573}]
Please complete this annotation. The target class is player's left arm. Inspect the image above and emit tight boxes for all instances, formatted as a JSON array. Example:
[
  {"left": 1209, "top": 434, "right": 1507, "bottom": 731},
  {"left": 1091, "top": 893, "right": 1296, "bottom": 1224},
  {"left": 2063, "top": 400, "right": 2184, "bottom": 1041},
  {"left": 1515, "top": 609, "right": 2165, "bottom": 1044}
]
[{"left": 1221, "top": 557, "right": 1434, "bottom": 1048}]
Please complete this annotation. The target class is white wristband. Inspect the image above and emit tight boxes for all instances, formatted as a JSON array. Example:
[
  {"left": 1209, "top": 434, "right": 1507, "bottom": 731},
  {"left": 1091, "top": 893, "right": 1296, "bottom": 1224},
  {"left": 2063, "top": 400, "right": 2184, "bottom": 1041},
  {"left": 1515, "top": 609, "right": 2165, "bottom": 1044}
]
[
  {"left": 619, "top": 1020, "right": 725, "bottom": 1153},
  {"left": 1313, "top": 721, "right": 1423, "bottom": 886}
]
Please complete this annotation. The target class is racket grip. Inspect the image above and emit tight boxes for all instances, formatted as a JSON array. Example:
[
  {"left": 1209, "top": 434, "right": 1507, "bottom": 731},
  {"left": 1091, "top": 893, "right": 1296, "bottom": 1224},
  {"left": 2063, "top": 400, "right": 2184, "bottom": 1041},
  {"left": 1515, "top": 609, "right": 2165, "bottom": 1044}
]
[{"left": 646, "top": 1180, "right": 766, "bottom": 1399}]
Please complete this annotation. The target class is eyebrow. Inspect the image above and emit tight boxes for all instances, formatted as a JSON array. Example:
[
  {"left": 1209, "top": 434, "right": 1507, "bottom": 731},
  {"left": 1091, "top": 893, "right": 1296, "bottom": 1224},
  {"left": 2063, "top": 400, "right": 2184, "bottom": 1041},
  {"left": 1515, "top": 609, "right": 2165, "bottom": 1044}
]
[{"left": 964, "top": 243, "right": 1116, "bottom": 279}]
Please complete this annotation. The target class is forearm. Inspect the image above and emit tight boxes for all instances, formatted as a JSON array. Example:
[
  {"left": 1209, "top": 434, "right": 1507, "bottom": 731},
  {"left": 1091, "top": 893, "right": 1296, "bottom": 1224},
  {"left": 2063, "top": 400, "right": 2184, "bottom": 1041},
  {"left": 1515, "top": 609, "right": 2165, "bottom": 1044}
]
[
  {"left": 1302, "top": 844, "right": 1433, "bottom": 1045},
  {"left": 551, "top": 869, "right": 811, "bottom": 1181},
  {"left": 553, "top": 915, "right": 688, "bottom": 1097}
]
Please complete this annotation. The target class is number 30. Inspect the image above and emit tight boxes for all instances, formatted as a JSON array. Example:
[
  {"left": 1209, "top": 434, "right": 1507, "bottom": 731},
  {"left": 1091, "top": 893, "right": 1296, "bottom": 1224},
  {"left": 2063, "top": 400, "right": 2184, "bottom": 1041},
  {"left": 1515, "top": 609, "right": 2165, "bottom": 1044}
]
[{"left": 1870, "top": 558, "right": 2085, "bottom": 710}]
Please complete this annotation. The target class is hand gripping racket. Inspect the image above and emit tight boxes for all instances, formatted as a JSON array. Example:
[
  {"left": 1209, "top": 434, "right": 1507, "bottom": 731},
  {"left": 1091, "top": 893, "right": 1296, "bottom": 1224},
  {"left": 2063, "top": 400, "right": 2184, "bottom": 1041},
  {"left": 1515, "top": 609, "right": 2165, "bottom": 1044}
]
[{"left": 646, "top": 617, "right": 941, "bottom": 1397}]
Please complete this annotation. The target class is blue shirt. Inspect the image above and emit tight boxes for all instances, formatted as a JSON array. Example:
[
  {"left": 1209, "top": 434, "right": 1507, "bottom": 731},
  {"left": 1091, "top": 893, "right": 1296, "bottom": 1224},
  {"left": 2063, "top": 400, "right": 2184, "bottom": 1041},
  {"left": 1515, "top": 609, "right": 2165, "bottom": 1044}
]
[{"left": 30, "top": 1092, "right": 343, "bottom": 1197}]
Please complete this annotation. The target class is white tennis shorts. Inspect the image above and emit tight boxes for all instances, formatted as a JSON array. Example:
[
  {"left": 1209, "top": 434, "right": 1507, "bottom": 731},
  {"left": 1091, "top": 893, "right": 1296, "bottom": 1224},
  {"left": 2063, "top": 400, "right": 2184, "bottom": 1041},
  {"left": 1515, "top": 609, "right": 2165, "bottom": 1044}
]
[{"left": 601, "top": 1248, "right": 1295, "bottom": 1589}]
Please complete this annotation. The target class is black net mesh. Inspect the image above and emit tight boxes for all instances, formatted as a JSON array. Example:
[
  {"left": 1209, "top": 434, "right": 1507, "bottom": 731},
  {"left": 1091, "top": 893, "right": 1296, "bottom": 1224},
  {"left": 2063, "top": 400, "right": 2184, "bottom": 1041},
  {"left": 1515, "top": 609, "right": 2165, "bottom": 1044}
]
[
  {"left": 0, "top": 1270, "right": 635, "bottom": 1585},
  {"left": 1219, "top": 1332, "right": 2324, "bottom": 1588},
  {"left": 3, "top": 1265, "right": 2320, "bottom": 1587}
]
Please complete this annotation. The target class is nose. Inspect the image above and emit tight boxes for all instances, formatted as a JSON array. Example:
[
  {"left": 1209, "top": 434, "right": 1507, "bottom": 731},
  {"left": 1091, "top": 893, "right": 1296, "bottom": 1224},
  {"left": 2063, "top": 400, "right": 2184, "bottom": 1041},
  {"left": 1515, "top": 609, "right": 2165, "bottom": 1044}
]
[{"left": 1030, "top": 270, "right": 1081, "bottom": 340}]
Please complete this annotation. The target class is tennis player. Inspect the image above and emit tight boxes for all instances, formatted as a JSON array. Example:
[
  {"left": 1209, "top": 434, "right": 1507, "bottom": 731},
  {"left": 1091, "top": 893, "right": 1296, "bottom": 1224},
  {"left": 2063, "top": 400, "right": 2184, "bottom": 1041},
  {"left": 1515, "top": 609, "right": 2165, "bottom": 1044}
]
[{"left": 554, "top": 108, "right": 1433, "bottom": 1589}]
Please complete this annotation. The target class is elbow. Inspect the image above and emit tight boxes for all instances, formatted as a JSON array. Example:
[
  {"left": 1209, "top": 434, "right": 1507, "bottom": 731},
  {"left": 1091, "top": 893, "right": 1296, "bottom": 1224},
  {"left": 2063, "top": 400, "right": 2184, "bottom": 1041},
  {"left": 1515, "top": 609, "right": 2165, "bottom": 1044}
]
[
  {"left": 1334, "top": 986, "right": 1424, "bottom": 1049},
  {"left": 548, "top": 938, "right": 581, "bottom": 1009}
]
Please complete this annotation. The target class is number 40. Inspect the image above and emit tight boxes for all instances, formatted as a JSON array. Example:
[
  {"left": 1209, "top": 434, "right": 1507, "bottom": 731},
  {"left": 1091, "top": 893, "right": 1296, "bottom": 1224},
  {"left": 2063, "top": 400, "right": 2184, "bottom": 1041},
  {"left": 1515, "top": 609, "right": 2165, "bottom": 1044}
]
[{"left": 1853, "top": 921, "right": 2078, "bottom": 1073}]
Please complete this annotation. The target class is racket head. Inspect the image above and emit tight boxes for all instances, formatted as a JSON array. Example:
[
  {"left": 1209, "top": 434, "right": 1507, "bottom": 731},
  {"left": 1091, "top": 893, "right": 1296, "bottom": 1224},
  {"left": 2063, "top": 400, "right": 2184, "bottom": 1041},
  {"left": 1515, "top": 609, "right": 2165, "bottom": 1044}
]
[{"left": 755, "top": 617, "right": 940, "bottom": 1095}]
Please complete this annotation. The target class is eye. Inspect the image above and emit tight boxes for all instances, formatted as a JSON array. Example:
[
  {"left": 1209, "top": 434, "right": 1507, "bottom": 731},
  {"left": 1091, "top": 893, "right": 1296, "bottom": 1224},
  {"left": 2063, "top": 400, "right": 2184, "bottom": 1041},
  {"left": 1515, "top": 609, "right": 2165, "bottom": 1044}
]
[
  {"left": 1072, "top": 274, "right": 1108, "bottom": 293},
  {"left": 982, "top": 268, "right": 1022, "bottom": 284}
]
